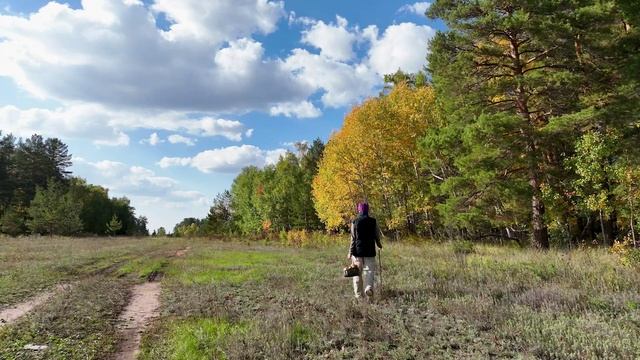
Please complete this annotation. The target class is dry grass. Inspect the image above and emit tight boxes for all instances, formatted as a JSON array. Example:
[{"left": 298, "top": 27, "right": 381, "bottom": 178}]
[
  {"left": 139, "top": 241, "right": 640, "bottom": 359},
  {"left": 1, "top": 236, "right": 640, "bottom": 359}
]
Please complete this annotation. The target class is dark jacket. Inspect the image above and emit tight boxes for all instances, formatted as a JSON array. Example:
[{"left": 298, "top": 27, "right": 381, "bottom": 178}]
[{"left": 349, "top": 214, "right": 382, "bottom": 258}]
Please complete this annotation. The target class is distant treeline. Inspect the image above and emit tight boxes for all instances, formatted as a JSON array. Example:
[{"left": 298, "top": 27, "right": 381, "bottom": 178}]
[
  {"left": 172, "top": 139, "right": 325, "bottom": 238},
  {"left": 0, "top": 133, "right": 148, "bottom": 236},
  {"left": 180, "top": 2, "right": 640, "bottom": 249}
]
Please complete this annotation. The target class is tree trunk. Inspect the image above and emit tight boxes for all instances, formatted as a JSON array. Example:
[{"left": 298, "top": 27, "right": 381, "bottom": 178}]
[
  {"left": 530, "top": 174, "right": 550, "bottom": 249},
  {"left": 603, "top": 211, "right": 616, "bottom": 246},
  {"left": 510, "top": 37, "right": 550, "bottom": 250},
  {"left": 631, "top": 198, "right": 636, "bottom": 247},
  {"left": 599, "top": 210, "right": 607, "bottom": 246}
]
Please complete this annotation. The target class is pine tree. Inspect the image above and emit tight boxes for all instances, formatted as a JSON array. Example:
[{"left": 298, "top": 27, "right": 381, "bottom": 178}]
[
  {"left": 27, "top": 180, "right": 82, "bottom": 236},
  {"left": 205, "top": 191, "right": 234, "bottom": 235},
  {"left": 425, "top": 0, "right": 640, "bottom": 247},
  {"left": 106, "top": 214, "right": 123, "bottom": 236},
  {"left": 1, "top": 203, "right": 27, "bottom": 236}
]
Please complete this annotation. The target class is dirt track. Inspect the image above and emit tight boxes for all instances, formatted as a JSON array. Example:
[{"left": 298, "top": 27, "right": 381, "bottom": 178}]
[
  {"left": 114, "top": 281, "right": 161, "bottom": 360},
  {"left": 0, "top": 284, "right": 70, "bottom": 327}
]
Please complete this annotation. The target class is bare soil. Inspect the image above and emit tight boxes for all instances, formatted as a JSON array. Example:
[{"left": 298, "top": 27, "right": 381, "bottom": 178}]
[
  {"left": 114, "top": 282, "right": 161, "bottom": 360},
  {"left": 0, "top": 284, "right": 70, "bottom": 327},
  {"left": 174, "top": 246, "right": 190, "bottom": 258}
]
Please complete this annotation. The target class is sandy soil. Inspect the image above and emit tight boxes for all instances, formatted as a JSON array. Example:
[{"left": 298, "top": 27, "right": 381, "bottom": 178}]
[
  {"left": 114, "top": 281, "right": 161, "bottom": 360},
  {"left": 0, "top": 284, "right": 70, "bottom": 327},
  {"left": 174, "top": 246, "right": 190, "bottom": 257}
]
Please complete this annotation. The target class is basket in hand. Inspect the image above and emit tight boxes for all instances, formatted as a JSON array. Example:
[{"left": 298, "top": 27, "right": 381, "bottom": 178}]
[{"left": 343, "top": 263, "right": 360, "bottom": 277}]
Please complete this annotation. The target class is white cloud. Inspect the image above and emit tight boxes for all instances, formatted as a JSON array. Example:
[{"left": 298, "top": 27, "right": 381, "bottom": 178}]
[
  {"left": 269, "top": 101, "right": 322, "bottom": 118},
  {"left": 301, "top": 15, "right": 357, "bottom": 61},
  {"left": 398, "top": 2, "right": 431, "bottom": 16},
  {"left": 0, "top": 2, "right": 436, "bottom": 136},
  {"left": 140, "top": 132, "right": 164, "bottom": 146},
  {"left": 0, "top": 0, "right": 311, "bottom": 113},
  {"left": 76, "top": 159, "right": 178, "bottom": 196},
  {"left": 284, "top": 49, "right": 379, "bottom": 108},
  {"left": 0, "top": 104, "right": 252, "bottom": 145},
  {"left": 167, "top": 134, "right": 195, "bottom": 146},
  {"left": 366, "top": 23, "right": 435, "bottom": 75},
  {"left": 159, "top": 145, "right": 287, "bottom": 173},
  {"left": 0, "top": 104, "right": 130, "bottom": 146},
  {"left": 286, "top": 17, "right": 435, "bottom": 109},
  {"left": 152, "top": 0, "right": 285, "bottom": 44}
]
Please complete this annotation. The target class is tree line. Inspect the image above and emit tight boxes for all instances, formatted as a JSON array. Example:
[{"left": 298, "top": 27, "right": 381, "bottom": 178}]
[
  {"left": 0, "top": 133, "right": 148, "bottom": 236},
  {"left": 185, "top": 1, "right": 639, "bottom": 249},
  {"left": 173, "top": 140, "right": 325, "bottom": 237}
]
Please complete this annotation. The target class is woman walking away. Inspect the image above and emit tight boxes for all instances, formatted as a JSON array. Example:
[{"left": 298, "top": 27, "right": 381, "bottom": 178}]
[{"left": 347, "top": 202, "right": 383, "bottom": 300}]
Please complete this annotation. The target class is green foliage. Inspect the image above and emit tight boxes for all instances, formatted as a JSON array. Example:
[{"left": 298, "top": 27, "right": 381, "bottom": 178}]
[
  {"left": 203, "top": 191, "right": 235, "bottom": 236},
  {"left": 106, "top": 214, "right": 122, "bottom": 236},
  {"left": 173, "top": 218, "right": 204, "bottom": 237},
  {"left": 157, "top": 227, "right": 167, "bottom": 237},
  {"left": 419, "top": 0, "right": 640, "bottom": 247},
  {"left": 68, "top": 178, "right": 113, "bottom": 235},
  {"left": 227, "top": 140, "right": 325, "bottom": 236},
  {"left": 0, "top": 133, "right": 147, "bottom": 237},
  {"left": 452, "top": 240, "right": 475, "bottom": 255},
  {"left": 0, "top": 203, "right": 27, "bottom": 236},
  {"left": 27, "top": 180, "right": 83, "bottom": 236}
]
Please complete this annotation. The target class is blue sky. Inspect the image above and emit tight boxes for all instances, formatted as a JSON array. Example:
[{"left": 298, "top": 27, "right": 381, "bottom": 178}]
[{"left": 0, "top": 0, "right": 443, "bottom": 230}]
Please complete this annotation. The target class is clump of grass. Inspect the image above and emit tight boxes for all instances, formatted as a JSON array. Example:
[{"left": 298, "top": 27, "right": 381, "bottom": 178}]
[
  {"left": 288, "top": 322, "right": 314, "bottom": 351},
  {"left": 140, "top": 318, "right": 246, "bottom": 360}
]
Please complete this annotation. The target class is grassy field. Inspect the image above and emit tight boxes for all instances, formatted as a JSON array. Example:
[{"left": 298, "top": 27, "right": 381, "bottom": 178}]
[{"left": 1, "top": 236, "right": 640, "bottom": 359}]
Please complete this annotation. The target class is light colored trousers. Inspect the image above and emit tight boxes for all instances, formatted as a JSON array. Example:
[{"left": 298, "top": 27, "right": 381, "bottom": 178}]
[{"left": 352, "top": 256, "right": 376, "bottom": 298}]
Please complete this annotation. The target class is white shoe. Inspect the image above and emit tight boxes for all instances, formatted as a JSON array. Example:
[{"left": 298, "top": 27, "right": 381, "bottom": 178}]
[{"left": 364, "top": 286, "right": 373, "bottom": 297}]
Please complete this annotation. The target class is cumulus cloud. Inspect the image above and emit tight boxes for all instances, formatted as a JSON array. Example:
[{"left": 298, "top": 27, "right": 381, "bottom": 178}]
[
  {"left": 301, "top": 15, "right": 357, "bottom": 61},
  {"left": 0, "top": 105, "right": 130, "bottom": 146},
  {"left": 141, "top": 132, "right": 164, "bottom": 146},
  {"left": 167, "top": 134, "right": 195, "bottom": 146},
  {"left": 158, "top": 145, "right": 287, "bottom": 173},
  {"left": 284, "top": 49, "right": 379, "bottom": 108},
  {"left": 0, "top": 1, "right": 436, "bottom": 129},
  {"left": 75, "top": 158, "right": 178, "bottom": 197},
  {"left": 0, "top": 104, "right": 252, "bottom": 145},
  {"left": 398, "top": 2, "right": 431, "bottom": 16},
  {"left": 152, "top": 0, "right": 285, "bottom": 44},
  {"left": 269, "top": 101, "right": 321, "bottom": 118},
  {"left": 286, "top": 16, "right": 434, "bottom": 108},
  {"left": 366, "top": 23, "right": 435, "bottom": 75},
  {"left": 0, "top": 0, "right": 311, "bottom": 113}
]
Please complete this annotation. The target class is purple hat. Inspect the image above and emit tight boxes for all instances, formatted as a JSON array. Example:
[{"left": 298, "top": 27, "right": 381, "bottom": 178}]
[{"left": 357, "top": 202, "right": 369, "bottom": 214}]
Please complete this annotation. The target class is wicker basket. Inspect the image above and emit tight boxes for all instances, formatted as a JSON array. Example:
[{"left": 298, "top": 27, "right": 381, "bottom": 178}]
[{"left": 343, "top": 264, "right": 360, "bottom": 277}]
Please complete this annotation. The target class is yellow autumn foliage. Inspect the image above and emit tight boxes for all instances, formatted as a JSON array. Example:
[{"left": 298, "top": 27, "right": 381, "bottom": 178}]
[{"left": 312, "top": 83, "right": 437, "bottom": 230}]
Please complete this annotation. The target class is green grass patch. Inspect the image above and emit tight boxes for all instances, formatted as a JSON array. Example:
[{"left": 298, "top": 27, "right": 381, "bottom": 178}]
[
  {"left": 140, "top": 318, "right": 247, "bottom": 360},
  {"left": 117, "top": 257, "right": 168, "bottom": 278},
  {"left": 167, "top": 249, "right": 300, "bottom": 285}
]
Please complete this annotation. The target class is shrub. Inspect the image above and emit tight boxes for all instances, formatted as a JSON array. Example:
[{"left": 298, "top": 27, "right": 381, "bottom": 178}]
[
  {"left": 610, "top": 236, "right": 640, "bottom": 267},
  {"left": 452, "top": 240, "right": 475, "bottom": 255}
]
